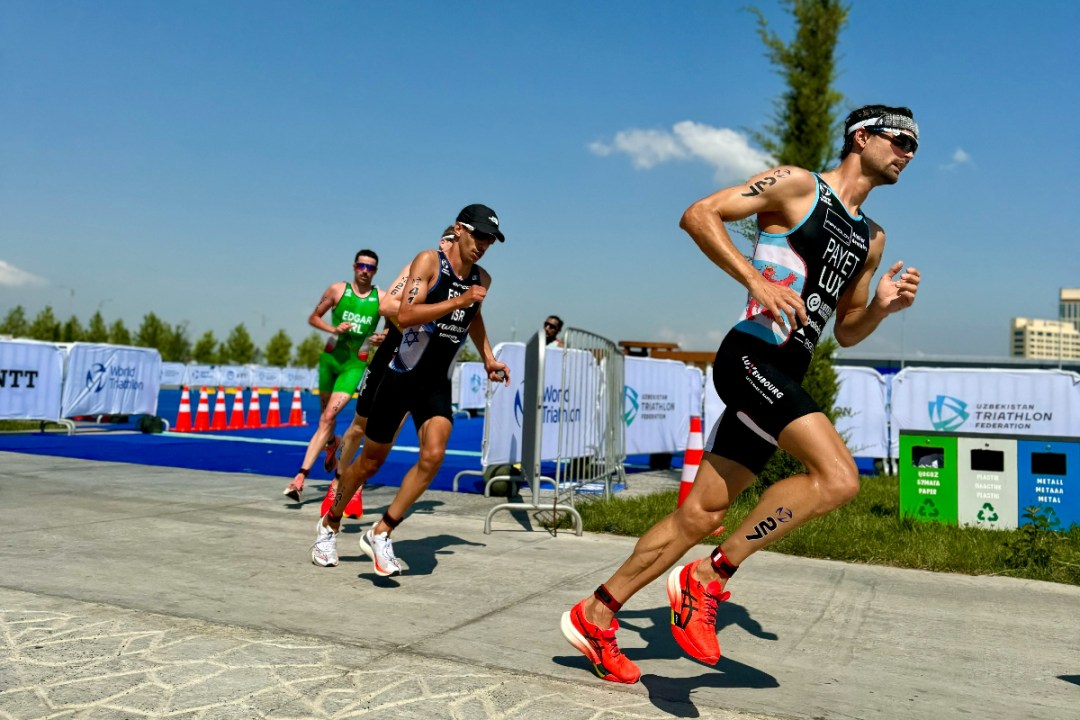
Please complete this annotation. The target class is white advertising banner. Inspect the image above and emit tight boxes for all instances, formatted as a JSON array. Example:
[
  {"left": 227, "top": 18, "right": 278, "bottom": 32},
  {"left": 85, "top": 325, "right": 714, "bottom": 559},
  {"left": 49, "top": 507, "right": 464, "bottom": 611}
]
[
  {"left": 687, "top": 366, "right": 704, "bottom": 419},
  {"left": 834, "top": 366, "right": 889, "bottom": 458},
  {"left": 456, "top": 361, "right": 488, "bottom": 410},
  {"left": 890, "top": 368, "right": 1080, "bottom": 442},
  {"left": 0, "top": 340, "right": 65, "bottom": 421},
  {"left": 485, "top": 343, "right": 525, "bottom": 465},
  {"left": 217, "top": 365, "right": 254, "bottom": 389},
  {"left": 623, "top": 356, "right": 690, "bottom": 455},
  {"left": 483, "top": 343, "right": 598, "bottom": 465},
  {"left": 61, "top": 343, "right": 161, "bottom": 418},
  {"left": 160, "top": 362, "right": 186, "bottom": 387},
  {"left": 703, "top": 365, "right": 728, "bottom": 442},
  {"left": 281, "top": 366, "right": 315, "bottom": 390},
  {"left": 183, "top": 364, "right": 219, "bottom": 389},
  {"left": 254, "top": 366, "right": 284, "bottom": 389}
]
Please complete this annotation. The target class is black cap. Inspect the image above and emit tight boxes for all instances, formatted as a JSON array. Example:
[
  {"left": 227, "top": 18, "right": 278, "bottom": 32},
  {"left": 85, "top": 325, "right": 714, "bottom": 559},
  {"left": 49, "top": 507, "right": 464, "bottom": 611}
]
[{"left": 456, "top": 203, "right": 505, "bottom": 242}]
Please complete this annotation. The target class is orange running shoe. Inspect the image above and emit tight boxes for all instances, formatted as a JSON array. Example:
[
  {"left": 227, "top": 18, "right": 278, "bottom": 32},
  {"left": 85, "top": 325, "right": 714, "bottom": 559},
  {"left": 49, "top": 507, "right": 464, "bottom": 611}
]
[
  {"left": 323, "top": 434, "right": 342, "bottom": 473},
  {"left": 560, "top": 600, "right": 641, "bottom": 684},
  {"left": 667, "top": 558, "right": 730, "bottom": 665},
  {"left": 343, "top": 488, "right": 363, "bottom": 518},
  {"left": 320, "top": 479, "right": 338, "bottom": 518}
]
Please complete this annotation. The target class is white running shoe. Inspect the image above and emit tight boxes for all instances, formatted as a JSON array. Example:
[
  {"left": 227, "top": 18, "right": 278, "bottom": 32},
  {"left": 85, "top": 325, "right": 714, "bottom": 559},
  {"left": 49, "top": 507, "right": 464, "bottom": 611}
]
[
  {"left": 311, "top": 518, "right": 339, "bottom": 567},
  {"left": 358, "top": 527, "right": 402, "bottom": 577}
]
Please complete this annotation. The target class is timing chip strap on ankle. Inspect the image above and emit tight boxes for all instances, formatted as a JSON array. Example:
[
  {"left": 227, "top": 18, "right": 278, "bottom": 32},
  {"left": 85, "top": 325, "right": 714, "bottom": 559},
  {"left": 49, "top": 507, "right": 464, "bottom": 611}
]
[
  {"left": 593, "top": 584, "right": 623, "bottom": 613},
  {"left": 710, "top": 547, "right": 739, "bottom": 579}
]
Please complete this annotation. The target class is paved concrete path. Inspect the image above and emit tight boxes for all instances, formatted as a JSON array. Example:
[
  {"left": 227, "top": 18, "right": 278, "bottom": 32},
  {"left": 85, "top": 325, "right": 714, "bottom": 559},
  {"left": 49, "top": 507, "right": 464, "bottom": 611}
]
[{"left": 0, "top": 451, "right": 1077, "bottom": 719}]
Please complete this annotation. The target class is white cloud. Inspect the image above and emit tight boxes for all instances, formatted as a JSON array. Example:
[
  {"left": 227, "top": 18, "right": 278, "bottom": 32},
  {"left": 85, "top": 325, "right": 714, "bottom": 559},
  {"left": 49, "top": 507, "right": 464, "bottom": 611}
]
[
  {"left": 589, "top": 121, "right": 774, "bottom": 183},
  {"left": 940, "top": 147, "right": 973, "bottom": 171},
  {"left": 0, "top": 260, "right": 46, "bottom": 288}
]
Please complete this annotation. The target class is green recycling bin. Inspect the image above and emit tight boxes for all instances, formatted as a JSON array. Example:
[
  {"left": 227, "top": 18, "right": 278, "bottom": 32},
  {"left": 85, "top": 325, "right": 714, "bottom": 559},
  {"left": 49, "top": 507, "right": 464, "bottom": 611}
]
[
  {"left": 899, "top": 431, "right": 958, "bottom": 524},
  {"left": 957, "top": 435, "right": 1018, "bottom": 530}
]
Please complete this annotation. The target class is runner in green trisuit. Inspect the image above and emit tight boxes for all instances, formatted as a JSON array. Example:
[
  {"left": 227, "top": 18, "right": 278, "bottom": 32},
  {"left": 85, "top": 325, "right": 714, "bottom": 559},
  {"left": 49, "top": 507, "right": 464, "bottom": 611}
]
[{"left": 283, "top": 249, "right": 394, "bottom": 505}]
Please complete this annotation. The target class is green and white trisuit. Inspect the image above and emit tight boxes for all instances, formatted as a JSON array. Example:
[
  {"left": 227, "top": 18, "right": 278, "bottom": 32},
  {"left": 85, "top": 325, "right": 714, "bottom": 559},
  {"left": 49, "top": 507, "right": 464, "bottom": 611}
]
[{"left": 318, "top": 282, "right": 380, "bottom": 395}]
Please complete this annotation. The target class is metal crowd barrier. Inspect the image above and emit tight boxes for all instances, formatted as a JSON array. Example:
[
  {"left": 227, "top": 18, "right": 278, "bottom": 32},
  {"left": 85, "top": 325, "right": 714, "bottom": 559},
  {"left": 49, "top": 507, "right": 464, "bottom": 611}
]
[{"left": 484, "top": 326, "right": 626, "bottom": 535}]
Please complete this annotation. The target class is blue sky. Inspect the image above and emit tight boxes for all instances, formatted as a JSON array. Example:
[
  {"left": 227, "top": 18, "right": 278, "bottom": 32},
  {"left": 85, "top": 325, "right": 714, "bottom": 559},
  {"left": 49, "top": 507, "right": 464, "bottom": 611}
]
[{"left": 2, "top": 1, "right": 1077, "bottom": 360}]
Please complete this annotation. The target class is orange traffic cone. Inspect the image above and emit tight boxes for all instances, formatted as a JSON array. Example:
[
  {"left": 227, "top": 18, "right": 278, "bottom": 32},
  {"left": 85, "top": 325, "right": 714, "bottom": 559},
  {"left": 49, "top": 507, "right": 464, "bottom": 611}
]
[
  {"left": 287, "top": 387, "right": 305, "bottom": 426},
  {"left": 193, "top": 388, "right": 211, "bottom": 431},
  {"left": 228, "top": 387, "right": 246, "bottom": 429},
  {"left": 677, "top": 416, "right": 704, "bottom": 507},
  {"left": 174, "top": 386, "right": 193, "bottom": 432},
  {"left": 265, "top": 388, "right": 282, "bottom": 428},
  {"left": 246, "top": 386, "right": 263, "bottom": 429},
  {"left": 210, "top": 387, "right": 228, "bottom": 430}
]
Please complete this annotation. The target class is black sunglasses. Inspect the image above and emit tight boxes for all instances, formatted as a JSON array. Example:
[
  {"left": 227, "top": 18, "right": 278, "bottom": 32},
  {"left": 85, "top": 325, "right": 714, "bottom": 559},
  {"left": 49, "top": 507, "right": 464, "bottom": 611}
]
[
  {"left": 544, "top": 322, "right": 560, "bottom": 330},
  {"left": 461, "top": 222, "right": 498, "bottom": 243},
  {"left": 868, "top": 128, "right": 918, "bottom": 154}
]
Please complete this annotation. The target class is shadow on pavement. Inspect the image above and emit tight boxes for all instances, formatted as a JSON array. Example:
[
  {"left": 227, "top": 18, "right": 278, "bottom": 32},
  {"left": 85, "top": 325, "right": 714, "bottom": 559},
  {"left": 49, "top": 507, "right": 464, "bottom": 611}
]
[{"left": 1059, "top": 674, "right": 1080, "bottom": 686}]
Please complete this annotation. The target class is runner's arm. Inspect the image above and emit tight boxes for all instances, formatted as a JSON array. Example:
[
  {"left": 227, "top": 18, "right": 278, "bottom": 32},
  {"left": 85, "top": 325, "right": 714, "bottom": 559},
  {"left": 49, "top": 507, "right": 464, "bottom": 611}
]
[
  {"left": 680, "top": 167, "right": 815, "bottom": 329},
  {"left": 833, "top": 222, "right": 921, "bottom": 346},
  {"left": 308, "top": 283, "right": 350, "bottom": 334},
  {"left": 468, "top": 307, "right": 510, "bottom": 385},
  {"left": 396, "top": 251, "right": 486, "bottom": 326}
]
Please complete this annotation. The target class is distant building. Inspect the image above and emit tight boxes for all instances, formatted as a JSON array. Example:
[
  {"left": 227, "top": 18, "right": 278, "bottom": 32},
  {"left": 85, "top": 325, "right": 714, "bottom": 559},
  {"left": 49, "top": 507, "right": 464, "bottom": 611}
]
[
  {"left": 1061, "top": 288, "right": 1080, "bottom": 334},
  {"left": 1010, "top": 317, "right": 1080, "bottom": 360}
]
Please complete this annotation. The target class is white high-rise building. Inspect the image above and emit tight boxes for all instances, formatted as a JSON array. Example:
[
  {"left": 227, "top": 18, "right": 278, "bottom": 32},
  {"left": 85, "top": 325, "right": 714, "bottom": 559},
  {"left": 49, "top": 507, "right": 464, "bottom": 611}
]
[
  {"left": 1010, "top": 317, "right": 1080, "bottom": 360},
  {"left": 1061, "top": 288, "right": 1080, "bottom": 333}
]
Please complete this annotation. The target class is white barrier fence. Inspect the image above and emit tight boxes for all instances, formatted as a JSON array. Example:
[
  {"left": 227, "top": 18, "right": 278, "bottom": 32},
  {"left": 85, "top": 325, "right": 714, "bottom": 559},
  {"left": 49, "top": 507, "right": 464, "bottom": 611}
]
[
  {"left": 0, "top": 340, "right": 66, "bottom": 422},
  {"left": 0, "top": 340, "right": 161, "bottom": 431},
  {"left": 159, "top": 362, "right": 319, "bottom": 390},
  {"left": 453, "top": 361, "right": 487, "bottom": 411},
  {"left": 9, "top": 337, "right": 1079, "bottom": 469},
  {"left": 484, "top": 328, "right": 626, "bottom": 534},
  {"left": 890, "top": 367, "right": 1080, "bottom": 457},
  {"left": 623, "top": 356, "right": 691, "bottom": 455},
  {"left": 61, "top": 343, "right": 161, "bottom": 418}
]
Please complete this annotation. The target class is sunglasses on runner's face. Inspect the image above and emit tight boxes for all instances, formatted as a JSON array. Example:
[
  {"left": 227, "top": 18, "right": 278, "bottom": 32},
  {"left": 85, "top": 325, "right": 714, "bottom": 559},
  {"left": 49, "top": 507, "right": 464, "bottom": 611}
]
[
  {"left": 544, "top": 322, "right": 559, "bottom": 330},
  {"left": 354, "top": 262, "right": 377, "bottom": 272},
  {"left": 461, "top": 223, "right": 498, "bottom": 243},
  {"left": 869, "top": 128, "right": 918, "bottom": 154}
]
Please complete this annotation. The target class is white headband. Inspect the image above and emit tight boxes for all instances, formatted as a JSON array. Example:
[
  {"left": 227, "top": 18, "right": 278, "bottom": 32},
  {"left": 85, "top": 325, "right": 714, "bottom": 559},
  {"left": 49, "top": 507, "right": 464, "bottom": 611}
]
[{"left": 847, "top": 113, "right": 919, "bottom": 139}]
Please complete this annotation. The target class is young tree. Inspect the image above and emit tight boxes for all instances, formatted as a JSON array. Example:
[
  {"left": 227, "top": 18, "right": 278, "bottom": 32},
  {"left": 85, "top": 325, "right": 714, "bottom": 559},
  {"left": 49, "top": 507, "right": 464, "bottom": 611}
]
[
  {"left": 192, "top": 331, "right": 219, "bottom": 364},
  {"left": 28, "top": 306, "right": 60, "bottom": 341},
  {"left": 293, "top": 332, "right": 324, "bottom": 368},
  {"left": 1, "top": 305, "right": 29, "bottom": 337},
  {"left": 264, "top": 329, "right": 293, "bottom": 367},
  {"left": 748, "top": 0, "right": 849, "bottom": 172},
  {"left": 109, "top": 319, "right": 132, "bottom": 345},
  {"left": 221, "top": 324, "right": 257, "bottom": 364},
  {"left": 86, "top": 311, "right": 110, "bottom": 342},
  {"left": 457, "top": 342, "right": 480, "bottom": 362},
  {"left": 135, "top": 312, "right": 170, "bottom": 353},
  {"left": 60, "top": 315, "right": 85, "bottom": 343},
  {"left": 162, "top": 322, "right": 192, "bottom": 362}
]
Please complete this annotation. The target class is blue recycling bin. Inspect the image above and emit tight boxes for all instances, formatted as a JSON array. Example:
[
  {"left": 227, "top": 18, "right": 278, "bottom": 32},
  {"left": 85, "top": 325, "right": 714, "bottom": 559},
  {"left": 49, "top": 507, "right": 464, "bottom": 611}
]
[{"left": 1017, "top": 438, "right": 1080, "bottom": 531}]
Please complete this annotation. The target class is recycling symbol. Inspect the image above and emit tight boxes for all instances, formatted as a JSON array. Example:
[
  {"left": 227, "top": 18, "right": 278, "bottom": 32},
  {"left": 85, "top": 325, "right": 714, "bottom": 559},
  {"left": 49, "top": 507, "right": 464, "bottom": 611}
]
[
  {"left": 977, "top": 503, "right": 999, "bottom": 522},
  {"left": 918, "top": 498, "right": 940, "bottom": 518}
]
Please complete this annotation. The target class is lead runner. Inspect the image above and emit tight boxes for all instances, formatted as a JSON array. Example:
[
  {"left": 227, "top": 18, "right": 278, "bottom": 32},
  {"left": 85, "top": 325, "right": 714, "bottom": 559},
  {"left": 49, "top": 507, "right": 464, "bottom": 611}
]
[{"left": 561, "top": 104, "right": 923, "bottom": 683}]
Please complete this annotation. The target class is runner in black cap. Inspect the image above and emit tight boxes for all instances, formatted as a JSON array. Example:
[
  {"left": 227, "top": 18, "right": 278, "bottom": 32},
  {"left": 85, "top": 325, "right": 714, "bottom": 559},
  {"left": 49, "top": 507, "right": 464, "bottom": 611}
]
[{"left": 312, "top": 204, "right": 510, "bottom": 572}]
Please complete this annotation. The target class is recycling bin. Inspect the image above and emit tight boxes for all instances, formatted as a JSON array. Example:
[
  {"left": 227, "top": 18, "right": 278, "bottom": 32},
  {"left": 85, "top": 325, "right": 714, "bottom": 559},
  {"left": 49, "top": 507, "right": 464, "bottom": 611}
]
[
  {"left": 957, "top": 436, "right": 1018, "bottom": 530},
  {"left": 899, "top": 431, "right": 958, "bottom": 525},
  {"left": 1017, "top": 438, "right": 1080, "bottom": 531}
]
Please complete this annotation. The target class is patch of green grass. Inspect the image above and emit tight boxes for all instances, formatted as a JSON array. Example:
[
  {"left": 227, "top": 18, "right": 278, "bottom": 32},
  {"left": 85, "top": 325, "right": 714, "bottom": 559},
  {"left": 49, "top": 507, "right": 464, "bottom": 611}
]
[
  {"left": 0, "top": 419, "right": 65, "bottom": 432},
  {"left": 570, "top": 475, "right": 1080, "bottom": 586}
]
